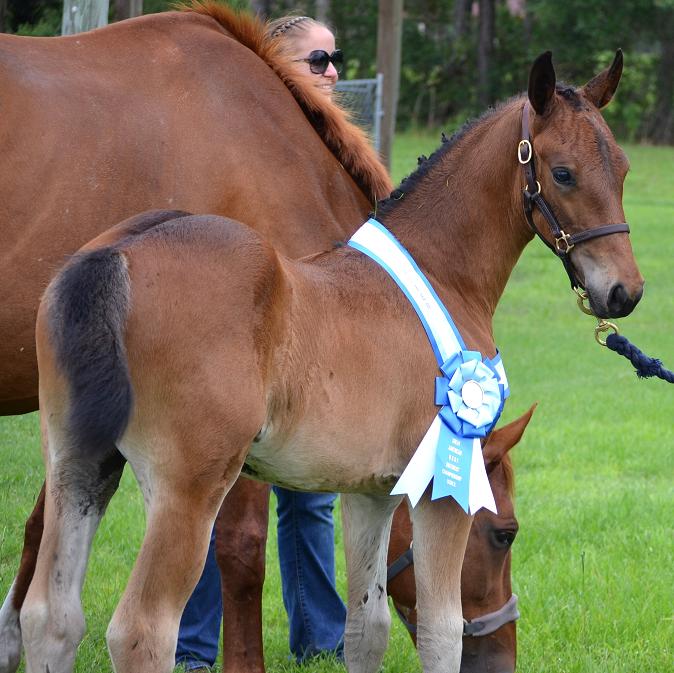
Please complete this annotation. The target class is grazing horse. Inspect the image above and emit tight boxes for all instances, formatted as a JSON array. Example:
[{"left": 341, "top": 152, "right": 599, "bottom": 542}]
[
  {"left": 21, "top": 50, "right": 642, "bottom": 673},
  {"left": 387, "top": 405, "right": 536, "bottom": 673},
  {"left": 0, "top": 4, "right": 521, "bottom": 673}
]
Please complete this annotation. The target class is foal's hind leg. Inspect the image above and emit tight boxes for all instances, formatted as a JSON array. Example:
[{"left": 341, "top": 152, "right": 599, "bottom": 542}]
[
  {"left": 0, "top": 485, "right": 45, "bottom": 673},
  {"left": 21, "top": 424, "right": 125, "bottom": 673},
  {"left": 411, "top": 495, "right": 472, "bottom": 673},
  {"left": 106, "top": 432, "right": 251, "bottom": 673},
  {"left": 341, "top": 493, "right": 402, "bottom": 673}
]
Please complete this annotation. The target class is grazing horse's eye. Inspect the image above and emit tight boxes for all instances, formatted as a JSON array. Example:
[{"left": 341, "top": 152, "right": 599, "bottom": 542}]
[
  {"left": 491, "top": 528, "right": 517, "bottom": 549},
  {"left": 552, "top": 167, "right": 575, "bottom": 186}
]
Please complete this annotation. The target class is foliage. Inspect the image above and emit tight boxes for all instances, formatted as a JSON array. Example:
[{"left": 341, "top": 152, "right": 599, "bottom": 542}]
[{"left": 1, "top": 0, "right": 671, "bottom": 141}]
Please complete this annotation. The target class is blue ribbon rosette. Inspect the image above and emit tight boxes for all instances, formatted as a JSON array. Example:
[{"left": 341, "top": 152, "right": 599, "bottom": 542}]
[{"left": 348, "top": 218, "right": 508, "bottom": 514}]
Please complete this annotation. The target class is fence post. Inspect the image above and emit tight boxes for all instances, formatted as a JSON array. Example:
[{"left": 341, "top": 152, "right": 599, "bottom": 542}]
[{"left": 62, "top": 0, "right": 109, "bottom": 35}]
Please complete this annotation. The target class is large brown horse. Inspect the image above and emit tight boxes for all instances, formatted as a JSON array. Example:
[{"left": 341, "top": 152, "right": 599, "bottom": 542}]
[
  {"left": 20, "top": 49, "right": 642, "bottom": 673},
  {"left": 0, "top": 4, "right": 520, "bottom": 673}
]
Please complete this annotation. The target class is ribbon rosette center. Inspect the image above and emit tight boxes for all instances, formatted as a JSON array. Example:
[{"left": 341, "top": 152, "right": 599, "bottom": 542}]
[{"left": 441, "top": 352, "right": 502, "bottom": 437}]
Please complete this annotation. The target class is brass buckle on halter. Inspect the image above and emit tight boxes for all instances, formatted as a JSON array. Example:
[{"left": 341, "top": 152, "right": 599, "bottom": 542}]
[
  {"left": 517, "top": 140, "right": 532, "bottom": 164},
  {"left": 595, "top": 319, "right": 619, "bottom": 346},
  {"left": 555, "top": 231, "right": 574, "bottom": 253},
  {"left": 522, "top": 180, "right": 541, "bottom": 196}
]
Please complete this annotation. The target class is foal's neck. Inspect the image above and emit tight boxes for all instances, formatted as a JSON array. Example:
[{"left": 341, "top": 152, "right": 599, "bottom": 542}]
[{"left": 381, "top": 99, "right": 531, "bottom": 328}]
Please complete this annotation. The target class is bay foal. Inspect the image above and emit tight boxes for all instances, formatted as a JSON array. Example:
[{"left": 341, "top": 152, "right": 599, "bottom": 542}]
[{"left": 22, "top": 51, "right": 642, "bottom": 673}]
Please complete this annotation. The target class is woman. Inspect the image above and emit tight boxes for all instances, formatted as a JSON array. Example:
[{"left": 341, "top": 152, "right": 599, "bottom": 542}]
[
  {"left": 269, "top": 15, "right": 343, "bottom": 99},
  {"left": 175, "top": 15, "right": 347, "bottom": 672}
]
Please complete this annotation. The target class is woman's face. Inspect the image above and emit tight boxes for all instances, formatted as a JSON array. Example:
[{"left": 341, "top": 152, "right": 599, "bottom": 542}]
[{"left": 290, "top": 24, "right": 339, "bottom": 98}]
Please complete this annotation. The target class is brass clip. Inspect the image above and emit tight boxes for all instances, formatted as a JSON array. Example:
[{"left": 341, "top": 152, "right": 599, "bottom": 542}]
[
  {"left": 574, "top": 288, "right": 595, "bottom": 316},
  {"left": 595, "top": 320, "right": 619, "bottom": 347}
]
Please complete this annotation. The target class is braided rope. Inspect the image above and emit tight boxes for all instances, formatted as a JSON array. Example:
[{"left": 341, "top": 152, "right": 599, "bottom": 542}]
[
  {"left": 605, "top": 333, "right": 674, "bottom": 383},
  {"left": 270, "top": 16, "right": 310, "bottom": 38}
]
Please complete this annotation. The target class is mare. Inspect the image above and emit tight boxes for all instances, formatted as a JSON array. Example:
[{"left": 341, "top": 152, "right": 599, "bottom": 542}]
[
  {"left": 20, "top": 49, "right": 643, "bottom": 673},
  {"left": 0, "top": 4, "right": 518, "bottom": 673}
]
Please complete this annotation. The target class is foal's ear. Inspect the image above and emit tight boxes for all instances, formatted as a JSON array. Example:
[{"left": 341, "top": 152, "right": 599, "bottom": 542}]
[
  {"left": 582, "top": 49, "right": 623, "bottom": 109},
  {"left": 483, "top": 403, "right": 537, "bottom": 472},
  {"left": 528, "top": 51, "right": 556, "bottom": 116}
]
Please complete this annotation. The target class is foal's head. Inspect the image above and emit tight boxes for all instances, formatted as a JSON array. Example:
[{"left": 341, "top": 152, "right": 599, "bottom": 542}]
[{"left": 524, "top": 50, "right": 644, "bottom": 318}]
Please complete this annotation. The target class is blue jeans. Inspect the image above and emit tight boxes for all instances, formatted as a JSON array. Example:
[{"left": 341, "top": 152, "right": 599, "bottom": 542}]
[
  {"left": 176, "top": 489, "right": 345, "bottom": 668},
  {"left": 175, "top": 527, "right": 222, "bottom": 670}
]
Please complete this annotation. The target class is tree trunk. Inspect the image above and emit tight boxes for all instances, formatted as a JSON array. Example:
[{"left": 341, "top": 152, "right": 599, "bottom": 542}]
[
  {"left": 250, "top": 0, "right": 272, "bottom": 19},
  {"left": 645, "top": 8, "right": 674, "bottom": 144},
  {"left": 453, "top": 0, "right": 472, "bottom": 40},
  {"left": 62, "top": 0, "right": 109, "bottom": 35},
  {"left": 477, "top": 0, "right": 495, "bottom": 108},
  {"left": 114, "top": 0, "right": 142, "bottom": 21},
  {"left": 376, "top": 0, "right": 403, "bottom": 169},
  {"left": 315, "top": 0, "right": 329, "bottom": 24}
]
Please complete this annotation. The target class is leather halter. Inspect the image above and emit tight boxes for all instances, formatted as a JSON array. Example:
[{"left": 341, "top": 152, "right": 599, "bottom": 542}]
[
  {"left": 519, "top": 101, "right": 630, "bottom": 290},
  {"left": 386, "top": 546, "right": 519, "bottom": 638}
]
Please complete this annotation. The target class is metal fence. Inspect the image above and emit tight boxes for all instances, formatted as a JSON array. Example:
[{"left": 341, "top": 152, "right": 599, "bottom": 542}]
[{"left": 334, "top": 74, "right": 383, "bottom": 153}]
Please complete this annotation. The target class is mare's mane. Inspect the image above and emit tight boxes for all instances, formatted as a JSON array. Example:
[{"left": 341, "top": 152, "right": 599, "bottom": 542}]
[{"left": 180, "top": 1, "right": 392, "bottom": 203}]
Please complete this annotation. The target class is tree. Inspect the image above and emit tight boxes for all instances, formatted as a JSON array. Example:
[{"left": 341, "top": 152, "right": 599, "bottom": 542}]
[
  {"left": 62, "top": 0, "right": 108, "bottom": 34},
  {"left": 114, "top": 0, "right": 142, "bottom": 21},
  {"left": 376, "top": 0, "right": 403, "bottom": 168}
]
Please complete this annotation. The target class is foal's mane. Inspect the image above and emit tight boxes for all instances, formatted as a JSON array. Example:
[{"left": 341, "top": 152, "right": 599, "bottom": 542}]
[
  {"left": 179, "top": 1, "right": 392, "bottom": 203},
  {"left": 376, "top": 100, "right": 514, "bottom": 218}
]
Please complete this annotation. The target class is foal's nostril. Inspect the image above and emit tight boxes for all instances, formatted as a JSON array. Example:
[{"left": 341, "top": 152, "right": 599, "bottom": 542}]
[
  {"left": 607, "top": 283, "right": 630, "bottom": 317},
  {"left": 606, "top": 282, "right": 643, "bottom": 318}
]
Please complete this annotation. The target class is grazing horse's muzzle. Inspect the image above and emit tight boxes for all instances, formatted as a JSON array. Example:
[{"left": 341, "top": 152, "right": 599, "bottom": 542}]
[{"left": 460, "top": 626, "right": 516, "bottom": 673}]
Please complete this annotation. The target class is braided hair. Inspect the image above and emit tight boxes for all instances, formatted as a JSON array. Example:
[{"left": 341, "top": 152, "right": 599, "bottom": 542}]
[{"left": 268, "top": 15, "right": 312, "bottom": 38}]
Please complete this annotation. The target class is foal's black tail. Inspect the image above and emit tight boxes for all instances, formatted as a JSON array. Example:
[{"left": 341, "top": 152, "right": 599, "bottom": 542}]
[{"left": 47, "top": 246, "right": 133, "bottom": 454}]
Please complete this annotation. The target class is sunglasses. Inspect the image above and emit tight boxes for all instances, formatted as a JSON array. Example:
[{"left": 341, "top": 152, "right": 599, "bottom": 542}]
[{"left": 295, "top": 49, "right": 344, "bottom": 75}]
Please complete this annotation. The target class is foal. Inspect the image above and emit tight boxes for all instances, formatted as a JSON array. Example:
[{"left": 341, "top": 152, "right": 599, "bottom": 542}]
[{"left": 22, "top": 52, "right": 642, "bottom": 673}]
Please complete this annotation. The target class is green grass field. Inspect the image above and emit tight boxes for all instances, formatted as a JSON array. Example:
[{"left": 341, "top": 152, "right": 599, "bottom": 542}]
[{"left": 1, "top": 136, "right": 672, "bottom": 673}]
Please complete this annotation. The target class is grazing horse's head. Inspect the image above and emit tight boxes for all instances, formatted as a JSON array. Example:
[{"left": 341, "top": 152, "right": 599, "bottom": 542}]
[
  {"left": 386, "top": 406, "right": 536, "bottom": 673},
  {"left": 524, "top": 50, "right": 644, "bottom": 318}
]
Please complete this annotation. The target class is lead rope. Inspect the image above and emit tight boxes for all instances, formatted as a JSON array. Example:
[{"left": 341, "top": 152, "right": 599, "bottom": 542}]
[{"left": 575, "top": 289, "right": 674, "bottom": 382}]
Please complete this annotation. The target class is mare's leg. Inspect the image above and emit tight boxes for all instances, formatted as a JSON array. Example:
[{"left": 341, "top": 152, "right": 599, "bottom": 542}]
[
  {"left": 0, "top": 485, "right": 45, "bottom": 673},
  {"left": 21, "top": 421, "right": 125, "bottom": 673},
  {"left": 214, "top": 477, "right": 270, "bottom": 673},
  {"left": 341, "top": 493, "right": 402, "bottom": 673},
  {"left": 411, "top": 495, "right": 472, "bottom": 673}
]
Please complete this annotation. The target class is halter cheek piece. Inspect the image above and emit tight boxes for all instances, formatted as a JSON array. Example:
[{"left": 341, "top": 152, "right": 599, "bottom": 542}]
[{"left": 519, "top": 101, "right": 630, "bottom": 290}]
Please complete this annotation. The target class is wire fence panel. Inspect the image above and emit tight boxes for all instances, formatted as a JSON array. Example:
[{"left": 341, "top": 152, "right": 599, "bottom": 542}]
[{"left": 335, "top": 74, "right": 383, "bottom": 153}]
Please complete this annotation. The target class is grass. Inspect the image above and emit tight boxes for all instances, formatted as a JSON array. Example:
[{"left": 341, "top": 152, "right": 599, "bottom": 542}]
[{"left": 1, "top": 136, "right": 673, "bottom": 673}]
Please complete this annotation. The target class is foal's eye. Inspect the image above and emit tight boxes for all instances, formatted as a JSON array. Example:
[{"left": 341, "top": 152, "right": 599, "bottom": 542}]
[
  {"left": 492, "top": 529, "right": 517, "bottom": 549},
  {"left": 552, "top": 167, "right": 575, "bottom": 186}
]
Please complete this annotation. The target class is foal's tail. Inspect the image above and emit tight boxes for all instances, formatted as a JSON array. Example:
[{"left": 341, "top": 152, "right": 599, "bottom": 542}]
[{"left": 46, "top": 247, "right": 133, "bottom": 452}]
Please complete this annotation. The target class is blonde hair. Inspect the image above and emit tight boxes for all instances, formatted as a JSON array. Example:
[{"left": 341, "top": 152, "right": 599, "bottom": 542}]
[{"left": 266, "top": 14, "right": 333, "bottom": 41}]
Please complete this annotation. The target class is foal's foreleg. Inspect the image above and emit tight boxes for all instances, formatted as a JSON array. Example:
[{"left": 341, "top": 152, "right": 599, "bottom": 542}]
[
  {"left": 0, "top": 485, "right": 45, "bottom": 673},
  {"left": 411, "top": 496, "right": 472, "bottom": 673},
  {"left": 341, "top": 493, "right": 402, "bottom": 673}
]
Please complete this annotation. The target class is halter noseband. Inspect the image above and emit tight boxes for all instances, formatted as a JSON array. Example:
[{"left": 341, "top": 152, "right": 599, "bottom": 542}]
[
  {"left": 386, "top": 545, "right": 519, "bottom": 638},
  {"left": 519, "top": 101, "right": 630, "bottom": 290}
]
